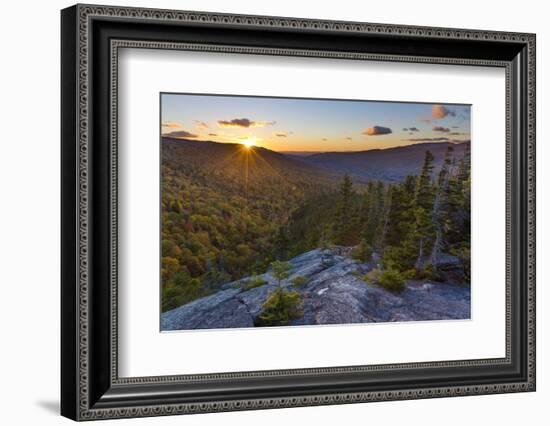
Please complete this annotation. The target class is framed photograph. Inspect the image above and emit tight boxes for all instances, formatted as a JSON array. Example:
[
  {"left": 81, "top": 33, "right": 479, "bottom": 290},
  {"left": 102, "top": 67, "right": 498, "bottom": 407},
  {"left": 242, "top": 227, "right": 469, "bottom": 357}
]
[{"left": 61, "top": 4, "right": 536, "bottom": 421}]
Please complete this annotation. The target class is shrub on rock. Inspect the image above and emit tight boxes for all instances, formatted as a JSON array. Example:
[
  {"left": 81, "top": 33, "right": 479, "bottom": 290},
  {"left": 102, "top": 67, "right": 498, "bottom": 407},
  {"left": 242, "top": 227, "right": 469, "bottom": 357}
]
[
  {"left": 255, "top": 288, "right": 303, "bottom": 326},
  {"left": 363, "top": 268, "right": 405, "bottom": 293},
  {"left": 363, "top": 268, "right": 382, "bottom": 284},
  {"left": 351, "top": 239, "right": 372, "bottom": 262},
  {"left": 243, "top": 275, "right": 267, "bottom": 290},
  {"left": 291, "top": 276, "right": 308, "bottom": 287},
  {"left": 378, "top": 269, "right": 405, "bottom": 293}
]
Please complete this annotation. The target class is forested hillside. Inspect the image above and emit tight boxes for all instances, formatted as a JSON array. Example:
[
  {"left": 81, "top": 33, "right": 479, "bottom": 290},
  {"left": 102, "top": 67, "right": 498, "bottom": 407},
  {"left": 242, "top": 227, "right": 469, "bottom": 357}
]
[
  {"left": 161, "top": 138, "right": 471, "bottom": 313},
  {"left": 277, "top": 144, "right": 470, "bottom": 278},
  {"left": 161, "top": 138, "right": 338, "bottom": 311}
]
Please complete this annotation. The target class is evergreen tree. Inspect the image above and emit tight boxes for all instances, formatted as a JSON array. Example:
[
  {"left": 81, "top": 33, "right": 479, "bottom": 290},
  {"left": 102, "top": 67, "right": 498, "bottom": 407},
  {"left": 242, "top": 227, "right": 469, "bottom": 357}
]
[
  {"left": 374, "top": 182, "right": 392, "bottom": 250},
  {"left": 255, "top": 288, "right": 302, "bottom": 326},
  {"left": 411, "top": 150, "right": 436, "bottom": 270},
  {"left": 441, "top": 148, "right": 471, "bottom": 280},
  {"left": 270, "top": 260, "right": 292, "bottom": 288},
  {"left": 385, "top": 176, "right": 416, "bottom": 248},
  {"left": 358, "top": 182, "right": 373, "bottom": 238},
  {"left": 361, "top": 181, "right": 384, "bottom": 247},
  {"left": 333, "top": 174, "right": 358, "bottom": 245},
  {"left": 441, "top": 149, "right": 470, "bottom": 248},
  {"left": 429, "top": 146, "right": 454, "bottom": 265},
  {"left": 381, "top": 176, "right": 417, "bottom": 271}
]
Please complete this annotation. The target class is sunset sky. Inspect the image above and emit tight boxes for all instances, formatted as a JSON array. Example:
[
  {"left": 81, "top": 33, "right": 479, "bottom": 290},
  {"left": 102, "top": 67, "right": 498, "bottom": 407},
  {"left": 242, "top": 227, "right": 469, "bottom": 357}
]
[{"left": 161, "top": 93, "right": 471, "bottom": 152}]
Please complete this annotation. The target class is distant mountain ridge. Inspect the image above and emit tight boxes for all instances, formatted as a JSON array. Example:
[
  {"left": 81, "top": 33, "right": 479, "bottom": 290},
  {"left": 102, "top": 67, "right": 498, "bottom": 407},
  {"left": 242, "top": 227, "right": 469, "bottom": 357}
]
[
  {"left": 298, "top": 141, "right": 470, "bottom": 182},
  {"left": 162, "top": 137, "right": 339, "bottom": 186},
  {"left": 163, "top": 137, "right": 469, "bottom": 183},
  {"left": 279, "top": 151, "right": 323, "bottom": 157}
]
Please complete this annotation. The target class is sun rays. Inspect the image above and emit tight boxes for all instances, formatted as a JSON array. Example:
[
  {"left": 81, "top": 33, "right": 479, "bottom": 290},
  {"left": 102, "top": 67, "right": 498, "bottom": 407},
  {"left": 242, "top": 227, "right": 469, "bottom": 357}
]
[{"left": 240, "top": 135, "right": 260, "bottom": 149}]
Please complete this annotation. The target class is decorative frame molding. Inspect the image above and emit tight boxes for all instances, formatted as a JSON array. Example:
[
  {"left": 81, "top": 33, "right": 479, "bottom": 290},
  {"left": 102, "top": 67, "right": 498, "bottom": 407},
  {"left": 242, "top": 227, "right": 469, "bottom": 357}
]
[{"left": 61, "top": 4, "right": 535, "bottom": 421}]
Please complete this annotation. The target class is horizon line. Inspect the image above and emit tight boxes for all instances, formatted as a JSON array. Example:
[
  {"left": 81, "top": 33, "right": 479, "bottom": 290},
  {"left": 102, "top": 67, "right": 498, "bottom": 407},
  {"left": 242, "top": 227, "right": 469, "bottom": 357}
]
[{"left": 161, "top": 136, "right": 470, "bottom": 154}]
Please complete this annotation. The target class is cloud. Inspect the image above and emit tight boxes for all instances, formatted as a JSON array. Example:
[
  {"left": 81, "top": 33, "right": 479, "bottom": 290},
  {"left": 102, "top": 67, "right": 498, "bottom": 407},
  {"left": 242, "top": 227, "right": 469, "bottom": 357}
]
[
  {"left": 195, "top": 120, "right": 209, "bottom": 130},
  {"left": 275, "top": 133, "right": 288, "bottom": 137},
  {"left": 433, "top": 126, "right": 450, "bottom": 132},
  {"left": 448, "top": 132, "right": 465, "bottom": 136},
  {"left": 322, "top": 138, "right": 328, "bottom": 141},
  {"left": 403, "top": 127, "right": 420, "bottom": 132},
  {"left": 208, "top": 133, "right": 218, "bottom": 137},
  {"left": 401, "top": 137, "right": 470, "bottom": 144},
  {"left": 162, "top": 130, "right": 199, "bottom": 139},
  {"left": 217, "top": 118, "right": 276, "bottom": 128},
  {"left": 432, "top": 105, "right": 456, "bottom": 119},
  {"left": 402, "top": 137, "right": 450, "bottom": 142},
  {"left": 362, "top": 126, "right": 392, "bottom": 136},
  {"left": 344, "top": 136, "right": 353, "bottom": 141},
  {"left": 161, "top": 121, "right": 182, "bottom": 129}
]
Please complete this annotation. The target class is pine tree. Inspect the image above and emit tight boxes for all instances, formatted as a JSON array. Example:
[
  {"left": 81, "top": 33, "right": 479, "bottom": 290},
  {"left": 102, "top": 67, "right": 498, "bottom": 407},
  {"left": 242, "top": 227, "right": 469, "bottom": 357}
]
[
  {"left": 441, "top": 147, "right": 470, "bottom": 249},
  {"left": 359, "top": 182, "right": 374, "bottom": 235},
  {"left": 371, "top": 181, "right": 386, "bottom": 247},
  {"left": 375, "top": 183, "right": 392, "bottom": 250},
  {"left": 333, "top": 174, "right": 358, "bottom": 245},
  {"left": 270, "top": 260, "right": 292, "bottom": 288},
  {"left": 386, "top": 175, "right": 416, "bottom": 247},
  {"left": 360, "top": 181, "right": 388, "bottom": 248},
  {"left": 381, "top": 176, "right": 417, "bottom": 271},
  {"left": 412, "top": 150, "right": 436, "bottom": 270},
  {"left": 441, "top": 147, "right": 471, "bottom": 280},
  {"left": 429, "top": 146, "right": 454, "bottom": 265}
]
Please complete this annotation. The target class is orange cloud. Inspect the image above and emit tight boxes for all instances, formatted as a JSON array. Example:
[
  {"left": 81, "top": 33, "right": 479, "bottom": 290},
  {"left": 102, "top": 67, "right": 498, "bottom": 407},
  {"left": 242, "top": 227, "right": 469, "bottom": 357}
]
[
  {"left": 432, "top": 105, "right": 456, "bottom": 119},
  {"left": 161, "top": 121, "right": 182, "bottom": 129}
]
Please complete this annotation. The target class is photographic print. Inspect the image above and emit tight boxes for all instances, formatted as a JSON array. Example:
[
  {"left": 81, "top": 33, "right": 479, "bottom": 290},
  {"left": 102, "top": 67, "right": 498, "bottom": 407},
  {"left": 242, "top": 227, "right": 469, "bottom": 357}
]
[{"left": 160, "top": 94, "right": 471, "bottom": 331}]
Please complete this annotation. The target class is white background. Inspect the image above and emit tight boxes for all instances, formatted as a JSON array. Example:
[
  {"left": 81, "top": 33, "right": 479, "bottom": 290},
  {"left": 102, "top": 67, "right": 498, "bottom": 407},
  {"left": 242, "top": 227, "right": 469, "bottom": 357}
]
[
  {"left": 119, "top": 49, "right": 505, "bottom": 377},
  {"left": 0, "top": 0, "right": 547, "bottom": 425}
]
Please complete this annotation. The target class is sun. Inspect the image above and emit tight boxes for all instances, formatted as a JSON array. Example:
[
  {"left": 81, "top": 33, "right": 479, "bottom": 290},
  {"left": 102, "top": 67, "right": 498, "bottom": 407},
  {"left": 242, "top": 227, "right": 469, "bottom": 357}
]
[{"left": 240, "top": 136, "right": 257, "bottom": 149}]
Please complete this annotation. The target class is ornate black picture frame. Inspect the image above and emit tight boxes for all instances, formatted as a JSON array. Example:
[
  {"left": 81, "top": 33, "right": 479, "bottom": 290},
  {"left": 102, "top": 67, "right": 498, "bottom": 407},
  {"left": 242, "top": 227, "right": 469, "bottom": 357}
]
[{"left": 61, "top": 4, "right": 536, "bottom": 421}]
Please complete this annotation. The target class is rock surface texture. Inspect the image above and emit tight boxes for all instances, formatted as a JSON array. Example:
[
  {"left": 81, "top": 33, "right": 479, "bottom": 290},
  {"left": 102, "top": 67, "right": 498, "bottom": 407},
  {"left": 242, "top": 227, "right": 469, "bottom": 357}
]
[{"left": 161, "top": 248, "right": 470, "bottom": 331}]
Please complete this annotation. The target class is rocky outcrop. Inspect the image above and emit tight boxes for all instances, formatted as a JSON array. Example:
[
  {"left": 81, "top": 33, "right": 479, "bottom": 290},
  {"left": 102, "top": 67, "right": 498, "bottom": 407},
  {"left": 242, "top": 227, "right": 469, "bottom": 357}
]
[
  {"left": 432, "top": 253, "right": 465, "bottom": 284},
  {"left": 161, "top": 248, "right": 470, "bottom": 331}
]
